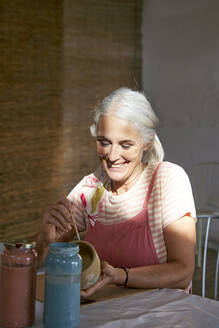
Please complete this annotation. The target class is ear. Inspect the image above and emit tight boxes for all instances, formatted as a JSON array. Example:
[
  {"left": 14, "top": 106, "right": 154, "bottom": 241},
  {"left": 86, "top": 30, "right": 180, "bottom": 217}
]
[{"left": 143, "top": 142, "right": 151, "bottom": 152}]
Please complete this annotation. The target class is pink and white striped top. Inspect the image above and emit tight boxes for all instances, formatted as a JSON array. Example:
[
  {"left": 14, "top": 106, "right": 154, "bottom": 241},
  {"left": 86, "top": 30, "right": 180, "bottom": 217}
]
[{"left": 68, "top": 161, "right": 196, "bottom": 264}]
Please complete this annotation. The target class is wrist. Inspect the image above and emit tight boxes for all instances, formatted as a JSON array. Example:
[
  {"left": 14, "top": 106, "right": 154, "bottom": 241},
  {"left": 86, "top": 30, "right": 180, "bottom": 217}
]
[
  {"left": 115, "top": 267, "right": 130, "bottom": 287},
  {"left": 36, "top": 232, "right": 50, "bottom": 248},
  {"left": 35, "top": 233, "right": 50, "bottom": 267}
]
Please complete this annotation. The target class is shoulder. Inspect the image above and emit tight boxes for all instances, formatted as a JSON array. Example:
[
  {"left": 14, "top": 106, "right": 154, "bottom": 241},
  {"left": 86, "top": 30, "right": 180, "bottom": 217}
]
[
  {"left": 68, "top": 166, "right": 106, "bottom": 198},
  {"left": 156, "top": 161, "right": 189, "bottom": 181},
  {"left": 159, "top": 161, "right": 187, "bottom": 174},
  {"left": 148, "top": 161, "right": 191, "bottom": 192},
  {"left": 141, "top": 161, "right": 188, "bottom": 186},
  {"left": 68, "top": 166, "right": 108, "bottom": 217},
  {"left": 153, "top": 162, "right": 194, "bottom": 203},
  {"left": 78, "top": 166, "right": 107, "bottom": 188}
]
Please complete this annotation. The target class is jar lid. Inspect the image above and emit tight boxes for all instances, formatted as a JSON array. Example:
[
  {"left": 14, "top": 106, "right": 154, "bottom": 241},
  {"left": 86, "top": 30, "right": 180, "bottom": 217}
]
[
  {"left": 4, "top": 240, "right": 34, "bottom": 249},
  {"left": 49, "top": 242, "right": 79, "bottom": 255}
]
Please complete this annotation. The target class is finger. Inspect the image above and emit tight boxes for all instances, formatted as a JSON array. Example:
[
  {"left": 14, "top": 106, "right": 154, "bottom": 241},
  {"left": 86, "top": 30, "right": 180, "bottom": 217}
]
[
  {"left": 59, "top": 197, "right": 74, "bottom": 212},
  {"left": 46, "top": 215, "right": 67, "bottom": 233},
  {"left": 80, "top": 276, "right": 103, "bottom": 297},
  {"left": 101, "top": 261, "right": 108, "bottom": 271},
  {"left": 80, "top": 275, "right": 110, "bottom": 298},
  {"left": 53, "top": 204, "right": 72, "bottom": 224},
  {"left": 47, "top": 209, "right": 70, "bottom": 232}
]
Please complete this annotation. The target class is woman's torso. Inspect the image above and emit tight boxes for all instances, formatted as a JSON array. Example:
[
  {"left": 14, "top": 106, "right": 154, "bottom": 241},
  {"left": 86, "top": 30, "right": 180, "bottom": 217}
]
[{"left": 68, "top": 161, "right": 196, "bottom": 265}]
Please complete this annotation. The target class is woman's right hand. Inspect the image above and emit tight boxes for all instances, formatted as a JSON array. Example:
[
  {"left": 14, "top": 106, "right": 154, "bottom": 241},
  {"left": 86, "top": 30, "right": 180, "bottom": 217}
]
[{"left": 39, "top": 197, "right": 75, "bottom": 246}]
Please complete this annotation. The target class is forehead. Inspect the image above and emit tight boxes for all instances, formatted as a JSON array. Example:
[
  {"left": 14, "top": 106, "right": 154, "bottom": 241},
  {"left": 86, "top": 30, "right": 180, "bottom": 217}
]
[{"left": 97, "top": 115, "right": 142, "bottom": 141}]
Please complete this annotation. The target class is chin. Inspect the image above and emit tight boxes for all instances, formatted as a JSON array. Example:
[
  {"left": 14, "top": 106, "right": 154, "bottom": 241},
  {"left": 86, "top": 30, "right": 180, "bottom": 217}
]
[{"left": 105, "top": 171, "right": 127, "bottom": 183}]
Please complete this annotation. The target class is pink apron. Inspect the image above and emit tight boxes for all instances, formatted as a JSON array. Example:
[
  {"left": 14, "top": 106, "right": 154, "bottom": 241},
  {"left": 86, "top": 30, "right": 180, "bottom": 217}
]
[{"left": 85, "top": 163, "right": 162, "bottom": 268}]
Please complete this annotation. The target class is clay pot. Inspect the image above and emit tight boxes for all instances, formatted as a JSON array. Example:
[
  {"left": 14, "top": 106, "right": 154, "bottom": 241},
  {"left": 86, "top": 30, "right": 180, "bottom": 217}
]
[{"left": 73, "top": 240, "right": 101, "bottom": 290}]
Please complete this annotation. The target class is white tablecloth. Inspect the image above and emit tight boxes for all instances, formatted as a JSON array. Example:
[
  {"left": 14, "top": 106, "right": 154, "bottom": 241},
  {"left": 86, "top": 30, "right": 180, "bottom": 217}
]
[{"left": 33, "top": 288, "right": 219, "bottom": 328}]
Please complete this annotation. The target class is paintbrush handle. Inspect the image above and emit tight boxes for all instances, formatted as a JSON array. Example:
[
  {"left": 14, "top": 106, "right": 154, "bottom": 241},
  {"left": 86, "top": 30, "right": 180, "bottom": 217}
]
[
  {"left": 70, "top": 209, "right": 80, "bottom": 241},
  {"left": 64, "top": 193, "right": 80, "bottom": 240}
]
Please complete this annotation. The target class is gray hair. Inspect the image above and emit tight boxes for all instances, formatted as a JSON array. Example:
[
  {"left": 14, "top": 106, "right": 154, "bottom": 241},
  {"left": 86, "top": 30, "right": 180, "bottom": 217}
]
[{"left": 90, "top": 87, "right": 164, "bottom": 165}]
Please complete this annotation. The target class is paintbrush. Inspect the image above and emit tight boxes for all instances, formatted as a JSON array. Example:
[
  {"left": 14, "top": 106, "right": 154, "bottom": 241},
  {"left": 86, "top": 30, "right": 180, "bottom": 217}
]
[
  {"left": 64, "top": 193, "right": 80, "bottom": 241},
  {"left": 70, "top": 207, "right": 80, "bottom": 241}
]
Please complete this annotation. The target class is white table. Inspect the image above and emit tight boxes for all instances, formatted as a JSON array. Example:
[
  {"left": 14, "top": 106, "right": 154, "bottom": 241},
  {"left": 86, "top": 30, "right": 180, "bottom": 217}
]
[{"left": 33, "top": 288, "right": 219, "bottom": 328}]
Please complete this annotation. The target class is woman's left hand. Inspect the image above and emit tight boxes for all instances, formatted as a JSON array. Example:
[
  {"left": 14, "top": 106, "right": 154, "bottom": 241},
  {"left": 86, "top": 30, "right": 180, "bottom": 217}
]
[{"left": 80, "top": 261, "right": 120, "bottom": 298}]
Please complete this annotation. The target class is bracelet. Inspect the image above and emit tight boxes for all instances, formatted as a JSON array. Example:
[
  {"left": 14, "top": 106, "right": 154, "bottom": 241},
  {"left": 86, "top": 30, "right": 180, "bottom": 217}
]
[{"left": 121, "top": 267, "right": 129, "bottom": 288}]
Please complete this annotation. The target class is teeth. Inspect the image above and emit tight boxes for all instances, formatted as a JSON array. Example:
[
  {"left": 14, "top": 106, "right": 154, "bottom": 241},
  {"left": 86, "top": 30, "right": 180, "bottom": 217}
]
[{"left": 111, "top": 164, "right": 123, "bottom": 168}]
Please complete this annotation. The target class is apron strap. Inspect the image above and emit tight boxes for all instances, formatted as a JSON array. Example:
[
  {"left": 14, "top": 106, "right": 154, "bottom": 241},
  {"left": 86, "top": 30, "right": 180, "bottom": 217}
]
[{"left": 143, "top": 162, "right": 163, "bottom": 209}]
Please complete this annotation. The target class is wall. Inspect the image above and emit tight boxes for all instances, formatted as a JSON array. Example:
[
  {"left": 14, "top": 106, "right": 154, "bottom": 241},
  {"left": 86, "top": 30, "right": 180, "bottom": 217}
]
[
  {"left": 142, "top": 0, "right": 219, "bottom": 243},
  {"left": 0, "top": 0, "right": 142, "bottom": 240},
  {"left": 142, "top": 0, "right": 219, "bottom": 175}
]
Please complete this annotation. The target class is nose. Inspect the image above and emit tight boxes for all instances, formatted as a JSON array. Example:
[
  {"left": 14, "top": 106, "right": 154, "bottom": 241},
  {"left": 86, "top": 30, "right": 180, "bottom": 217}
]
[{"left": 107, "top": 145, "right": 121, "bottom": 162}]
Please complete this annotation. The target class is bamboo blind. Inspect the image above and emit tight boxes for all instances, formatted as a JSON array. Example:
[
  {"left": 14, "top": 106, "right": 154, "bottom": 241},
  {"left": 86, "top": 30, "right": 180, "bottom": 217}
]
[{"left": 0, "top": 0, "right": 142, "bottom": 240}]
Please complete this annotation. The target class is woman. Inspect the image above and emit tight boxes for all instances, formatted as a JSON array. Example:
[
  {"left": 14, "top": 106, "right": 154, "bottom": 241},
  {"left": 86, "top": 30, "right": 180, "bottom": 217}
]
[{"left": 36, "top": 87, "right": 196, "bottom": 297}]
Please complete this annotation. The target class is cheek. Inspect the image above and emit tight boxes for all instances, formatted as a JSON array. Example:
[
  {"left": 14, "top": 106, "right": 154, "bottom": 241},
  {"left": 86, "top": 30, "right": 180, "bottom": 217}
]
[
  {"left": 96, "top": 145, "right": 107, "bottom": 156},
  {"left": 125, "top": 149, "right": 143, "bottom": 162}
]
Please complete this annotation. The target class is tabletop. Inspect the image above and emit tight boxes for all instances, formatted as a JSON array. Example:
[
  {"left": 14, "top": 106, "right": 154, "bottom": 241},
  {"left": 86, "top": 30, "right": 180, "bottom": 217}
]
[{"left": 33, "top": 288, "right": 219, "bottom": 328}]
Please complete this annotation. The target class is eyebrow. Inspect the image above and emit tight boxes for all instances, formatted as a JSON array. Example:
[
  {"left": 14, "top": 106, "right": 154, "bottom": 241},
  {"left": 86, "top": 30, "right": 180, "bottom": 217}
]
[
  {"left": 120, "top": 140, "right": 135, "bottom": 144},
  {"left": 97, "top": 136, "right": 135, "bottom": 144}
]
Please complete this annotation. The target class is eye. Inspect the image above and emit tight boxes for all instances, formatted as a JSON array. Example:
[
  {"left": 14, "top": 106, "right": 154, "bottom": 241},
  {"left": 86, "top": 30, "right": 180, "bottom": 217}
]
[
  {"left": 97, "top": 139, "right": 110, "bottom": 147},
  {"left": 100, "top": 141, "right": 109, "bottom": 147},
  {"left": 121, "top": 143, "right": 132, "bottom": 149}
]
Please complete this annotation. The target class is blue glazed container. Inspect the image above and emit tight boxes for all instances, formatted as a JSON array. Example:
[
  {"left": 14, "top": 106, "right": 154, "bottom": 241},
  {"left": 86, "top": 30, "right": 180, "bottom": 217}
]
[{"left": 44, "top": 242, "right": 82, "bottom": 328}]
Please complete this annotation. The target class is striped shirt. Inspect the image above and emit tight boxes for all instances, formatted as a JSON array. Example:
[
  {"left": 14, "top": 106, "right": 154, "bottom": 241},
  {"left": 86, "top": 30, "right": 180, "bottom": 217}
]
[{"left": 68, "top": 161, "right": 196, "bottom": 263}]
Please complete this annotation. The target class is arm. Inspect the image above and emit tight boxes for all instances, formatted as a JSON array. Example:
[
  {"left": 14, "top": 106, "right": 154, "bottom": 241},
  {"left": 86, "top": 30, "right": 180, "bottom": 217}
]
[
  {"left": 121, "top": 215, "right": 196, "bottom": 289},
  {"left": 35, "top": 197, "right": 77, "bottom": 267},
  {"left": 124, "top": 164, "right": 196, "bottom": 289},
  {"left": 81, "top": 215, "right": 196, "bottom": 297}
]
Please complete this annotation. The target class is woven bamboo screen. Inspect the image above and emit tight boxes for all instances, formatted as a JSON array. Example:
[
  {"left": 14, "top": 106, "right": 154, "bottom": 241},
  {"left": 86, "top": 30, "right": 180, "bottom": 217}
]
[{"left": 0, "top": 0, "right": 142, "bottom": 240}]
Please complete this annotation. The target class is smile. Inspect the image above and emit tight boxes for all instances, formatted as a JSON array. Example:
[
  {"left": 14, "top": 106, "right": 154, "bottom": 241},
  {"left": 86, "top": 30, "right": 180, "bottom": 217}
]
[{"left": 111, "top": 164, "right": 124, "bottom": 168}]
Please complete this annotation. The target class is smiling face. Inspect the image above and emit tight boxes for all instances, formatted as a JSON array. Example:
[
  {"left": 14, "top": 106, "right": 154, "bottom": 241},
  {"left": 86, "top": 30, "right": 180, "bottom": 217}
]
[{"left": 96, "top": 115, "right": 149, "bottom": 194}]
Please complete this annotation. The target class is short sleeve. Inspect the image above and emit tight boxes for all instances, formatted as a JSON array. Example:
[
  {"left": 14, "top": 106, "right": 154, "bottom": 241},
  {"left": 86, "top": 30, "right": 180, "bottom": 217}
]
[
  {"left": 159, "top": 163, "right": 196, "bottom": 228},
  {"left": 67, "top": 167, "right": 105, "bottom": 232}
]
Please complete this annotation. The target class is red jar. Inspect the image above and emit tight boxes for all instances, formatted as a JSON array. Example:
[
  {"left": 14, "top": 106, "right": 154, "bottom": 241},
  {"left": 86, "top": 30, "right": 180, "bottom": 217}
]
[{"left": 0, "top": 240, "right": 37, "bottom": 328}]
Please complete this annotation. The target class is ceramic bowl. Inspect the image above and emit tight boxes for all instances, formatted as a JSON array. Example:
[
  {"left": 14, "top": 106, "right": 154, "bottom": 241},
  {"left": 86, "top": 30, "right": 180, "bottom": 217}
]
[{"left": 73, "top": 240, "right": 101, "bottom": 290}]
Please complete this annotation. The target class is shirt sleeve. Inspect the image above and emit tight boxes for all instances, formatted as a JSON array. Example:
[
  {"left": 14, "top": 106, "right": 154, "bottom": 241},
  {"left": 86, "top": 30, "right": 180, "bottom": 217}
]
[
  {"left": 66, "top": 167, "right": 104, "bottom": 231},
  {"left": 160, "top": 163, "right": 196, "bottom": 228}
]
